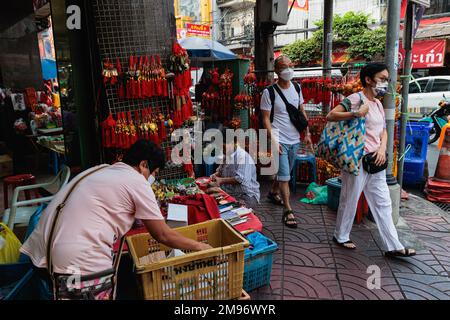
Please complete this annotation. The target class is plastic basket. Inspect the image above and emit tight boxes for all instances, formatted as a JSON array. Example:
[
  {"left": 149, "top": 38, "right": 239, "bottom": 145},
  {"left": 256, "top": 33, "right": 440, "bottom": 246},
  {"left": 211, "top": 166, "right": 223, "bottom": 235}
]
[
  {"left": 403, "top": 158, "right": 426, "bottom": 186},
  {"left": 243, "top": 232, "right": 278, "bottom": 292},
  {"left": 404, "top": 122, "right": 433, "bottom": 161},
  {"left": 126, "top": 219, "right": 249, "bottom": 300},
  {"left": 0, "top": 263, "right": 37, "bottom": 300},
  {"left": 326, "top": 177, "right": 341, "bottom": 211}
]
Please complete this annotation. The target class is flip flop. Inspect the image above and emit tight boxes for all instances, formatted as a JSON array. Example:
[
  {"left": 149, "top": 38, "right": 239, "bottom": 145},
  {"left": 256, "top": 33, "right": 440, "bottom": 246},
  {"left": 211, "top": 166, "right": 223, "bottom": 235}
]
[
  {"left": 282, "top": 210, "right": 298, "bottom": 229},
  {"left": 384, "top": 248, "right": 416, "bottom": 258},
  {"left": 268, "top": 192, "right": 284, "bottom": 206},
  {"left": 332, "top": 236, "right": 357, "bottom": 250}
]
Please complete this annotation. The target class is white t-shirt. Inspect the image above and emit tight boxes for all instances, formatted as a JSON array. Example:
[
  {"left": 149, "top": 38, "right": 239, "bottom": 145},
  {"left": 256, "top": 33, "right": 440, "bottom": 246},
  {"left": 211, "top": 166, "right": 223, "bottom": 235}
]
[{"left": 260, "top": 82, "right": 304, "bottom": 144}]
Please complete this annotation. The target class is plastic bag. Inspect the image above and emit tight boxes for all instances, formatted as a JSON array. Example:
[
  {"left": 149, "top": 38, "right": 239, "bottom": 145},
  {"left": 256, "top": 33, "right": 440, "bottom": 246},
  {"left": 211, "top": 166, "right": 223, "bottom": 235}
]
[
  {"left": 0, "top": 223, "right": 22, "bottom": 264},
  {"left": 300, "top": 182, "right": 328, "bottom": 205}
]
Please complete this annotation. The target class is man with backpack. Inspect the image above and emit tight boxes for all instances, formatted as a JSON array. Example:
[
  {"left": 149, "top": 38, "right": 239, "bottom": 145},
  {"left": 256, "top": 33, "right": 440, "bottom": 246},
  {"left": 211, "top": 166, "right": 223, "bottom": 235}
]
[{"left": 260, "top": 55, "right": 311, "bottom": 228}]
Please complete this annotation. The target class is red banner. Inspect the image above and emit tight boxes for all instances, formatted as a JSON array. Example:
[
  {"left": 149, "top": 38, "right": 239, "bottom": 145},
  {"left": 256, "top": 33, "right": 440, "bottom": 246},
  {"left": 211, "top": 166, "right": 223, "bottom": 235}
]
[
  {"left": 186, "top": 23, "right": 210, "bottom": 38},
  {"left": 399, "top": 39, "right": 447, "bottom": 69}
]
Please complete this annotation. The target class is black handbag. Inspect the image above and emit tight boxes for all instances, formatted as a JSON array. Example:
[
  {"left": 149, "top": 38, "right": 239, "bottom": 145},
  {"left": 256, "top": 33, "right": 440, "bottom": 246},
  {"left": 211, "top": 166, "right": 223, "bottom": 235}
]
[
  {"left": 273, "top": 84, "right": 309, "bottom": 133},
  {"left": 362, "top": 152, "right": 388, "bottom": 174}
]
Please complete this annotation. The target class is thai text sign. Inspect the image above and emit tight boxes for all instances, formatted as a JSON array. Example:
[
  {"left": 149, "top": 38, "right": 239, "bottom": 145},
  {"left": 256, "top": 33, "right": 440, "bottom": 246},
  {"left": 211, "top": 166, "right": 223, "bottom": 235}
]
[
  {"left": 186, "top": 23, "right": 210, "bottom": 38},
  {"left": 399, "top": 39, "right": 446, "bottom": 69}
]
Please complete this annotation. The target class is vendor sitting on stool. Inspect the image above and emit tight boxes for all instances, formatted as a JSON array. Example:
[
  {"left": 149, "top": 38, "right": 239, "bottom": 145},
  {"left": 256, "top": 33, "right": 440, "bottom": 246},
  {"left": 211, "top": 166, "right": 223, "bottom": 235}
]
[{"left": 209, "top": 129, "right": 260, "bottom": 209}]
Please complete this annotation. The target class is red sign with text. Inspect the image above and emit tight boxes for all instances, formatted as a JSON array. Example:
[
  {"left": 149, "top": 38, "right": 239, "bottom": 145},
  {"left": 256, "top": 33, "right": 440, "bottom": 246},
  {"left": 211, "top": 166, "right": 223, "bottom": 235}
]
[
  {"left": 288, "top": 0, "right": 309, "bottom": 11},
  {"left": 399, "top": 39, "right": 447, "bottom": 69},
  {"left": 186, "top": 23, "right": 210, "bottom": 38}
]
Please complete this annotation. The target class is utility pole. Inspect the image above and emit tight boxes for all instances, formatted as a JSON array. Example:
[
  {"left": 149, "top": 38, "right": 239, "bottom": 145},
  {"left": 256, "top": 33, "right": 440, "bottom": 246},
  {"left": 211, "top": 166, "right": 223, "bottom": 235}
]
[
  {"left": 384, "top": 0, "right": 402, "bottom": 224},
  {"left": 322, "top": 0, "right": 333, "bottom": 112},
  {"left": 384, "top": 0, "right": 401, "bottom": 182},
  {"left": 398, "top": 2, "right": 415, "bottom": 188},
  {"left": 254, "top": 0, "right": 275, "bottom": 83}
]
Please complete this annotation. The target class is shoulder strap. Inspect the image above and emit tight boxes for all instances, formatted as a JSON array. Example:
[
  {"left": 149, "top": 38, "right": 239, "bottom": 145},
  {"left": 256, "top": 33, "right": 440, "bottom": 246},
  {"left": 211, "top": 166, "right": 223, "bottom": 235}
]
[
  {"left": 268, "top": 86, "right": 275, "bottom": 123},
  {"left": 292, "top": 81, "right": 301, "bottom": 95},
  {"left": 273, "top": 84, "right": 294, "bottom": 110},
  {"left": 46, "top": 164, "right": 109, "bottom": 278}
]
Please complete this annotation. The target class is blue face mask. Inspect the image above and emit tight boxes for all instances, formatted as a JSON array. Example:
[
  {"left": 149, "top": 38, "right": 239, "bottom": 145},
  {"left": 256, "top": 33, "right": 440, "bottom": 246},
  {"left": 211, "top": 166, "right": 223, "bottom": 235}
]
[{"left": 148, "top": 175, "right": 156, "bottom": 185}]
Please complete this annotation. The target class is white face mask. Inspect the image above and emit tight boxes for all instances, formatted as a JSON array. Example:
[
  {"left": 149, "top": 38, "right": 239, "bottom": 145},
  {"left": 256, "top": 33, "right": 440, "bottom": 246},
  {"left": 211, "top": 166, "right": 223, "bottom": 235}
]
[
  {"left": 375, "top": 81, "right": 389, "bottom": 96},
  {"left": 279, "top": 68, "right": 294, "bottom": 81},
  {"left": 148, "top": 175, "right": 156, "bottom": 185}
]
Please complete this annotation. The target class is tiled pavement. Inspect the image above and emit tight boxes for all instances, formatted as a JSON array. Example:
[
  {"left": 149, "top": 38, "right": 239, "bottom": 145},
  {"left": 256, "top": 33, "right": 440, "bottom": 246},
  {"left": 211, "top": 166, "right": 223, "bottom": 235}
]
[
  {"left": 2, "top": 176, "right": 450, "bottom": 300},
  {"left": 250, "top": 182, "right": 450, "bottom": 300}
]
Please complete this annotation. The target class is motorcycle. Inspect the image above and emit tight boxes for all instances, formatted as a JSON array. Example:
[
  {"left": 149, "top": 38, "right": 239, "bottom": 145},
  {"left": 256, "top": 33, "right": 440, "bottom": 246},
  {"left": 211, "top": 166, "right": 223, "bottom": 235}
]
[{"left": 419, "top": 95, "right": 450, "bottom": 144}]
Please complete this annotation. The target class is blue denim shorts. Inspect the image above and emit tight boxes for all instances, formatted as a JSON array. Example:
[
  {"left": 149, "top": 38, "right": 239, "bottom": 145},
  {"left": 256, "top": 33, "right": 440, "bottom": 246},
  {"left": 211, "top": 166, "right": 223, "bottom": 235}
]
[{"left": 277, "top": 143, "right": 300, "bottom": 182}]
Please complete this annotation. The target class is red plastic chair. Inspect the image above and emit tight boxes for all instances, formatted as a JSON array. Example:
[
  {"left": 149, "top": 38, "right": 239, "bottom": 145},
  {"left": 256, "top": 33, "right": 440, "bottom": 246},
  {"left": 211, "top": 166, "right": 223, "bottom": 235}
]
[{"left": 3, "top": 174, "right": 39, "bottom": 210}]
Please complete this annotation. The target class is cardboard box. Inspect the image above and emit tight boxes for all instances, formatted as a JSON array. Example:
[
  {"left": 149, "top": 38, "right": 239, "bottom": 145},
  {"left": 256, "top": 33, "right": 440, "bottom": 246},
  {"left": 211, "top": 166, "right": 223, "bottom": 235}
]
[
  {"left": 0, "top": 155, "right": 13, "bottom": 178},
  {"left": 166, "top": 203, "right": 188, "bottom": 229}
]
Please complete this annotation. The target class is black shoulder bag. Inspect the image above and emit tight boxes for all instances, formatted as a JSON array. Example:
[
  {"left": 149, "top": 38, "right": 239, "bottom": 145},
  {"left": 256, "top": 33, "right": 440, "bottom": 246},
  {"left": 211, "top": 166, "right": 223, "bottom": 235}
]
[{"left": 272, "top": 83, "right": 308, "bottom": 134}]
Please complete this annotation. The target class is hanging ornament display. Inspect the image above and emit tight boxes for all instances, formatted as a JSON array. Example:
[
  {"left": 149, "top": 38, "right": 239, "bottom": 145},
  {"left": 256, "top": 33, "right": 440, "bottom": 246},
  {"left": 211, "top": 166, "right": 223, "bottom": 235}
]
[
  {"left": 169, "top": 42, "right": 193, "bottom": 127},
  {"left": 102, "top": 59, "right": 118, "bottom": 85},
  {"left": 100, "top": 113, "right": 117, "bottom": 148}
]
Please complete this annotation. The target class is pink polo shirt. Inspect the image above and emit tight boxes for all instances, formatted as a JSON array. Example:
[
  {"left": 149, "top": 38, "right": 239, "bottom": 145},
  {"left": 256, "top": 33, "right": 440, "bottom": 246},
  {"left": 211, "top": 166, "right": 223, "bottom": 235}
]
[
  {"left": 20, "top": 162, "right": 163, "bottom": 275},
  {"left": 345, "top": 92, "right": 386, "bottom": 154}
]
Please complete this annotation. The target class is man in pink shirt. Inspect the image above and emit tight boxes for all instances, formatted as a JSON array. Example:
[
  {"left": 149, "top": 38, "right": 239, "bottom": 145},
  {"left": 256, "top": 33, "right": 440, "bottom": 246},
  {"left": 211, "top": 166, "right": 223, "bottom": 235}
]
[{"left": 21, "top": 140, "right": 211, "bottom": 299}]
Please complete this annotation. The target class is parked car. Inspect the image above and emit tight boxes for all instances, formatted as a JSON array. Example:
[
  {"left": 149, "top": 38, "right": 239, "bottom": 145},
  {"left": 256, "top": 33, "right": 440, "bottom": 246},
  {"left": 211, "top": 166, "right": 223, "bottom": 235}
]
[{"left": 408, "top": 76, "right": 450, "bottom": 118}]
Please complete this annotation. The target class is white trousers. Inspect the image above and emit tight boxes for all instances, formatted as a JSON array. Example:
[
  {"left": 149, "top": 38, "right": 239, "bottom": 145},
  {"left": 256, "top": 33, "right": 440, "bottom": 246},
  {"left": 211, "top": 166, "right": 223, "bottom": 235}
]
[{"left": 334, "top": 166, "right": 404, "bottom": 252}]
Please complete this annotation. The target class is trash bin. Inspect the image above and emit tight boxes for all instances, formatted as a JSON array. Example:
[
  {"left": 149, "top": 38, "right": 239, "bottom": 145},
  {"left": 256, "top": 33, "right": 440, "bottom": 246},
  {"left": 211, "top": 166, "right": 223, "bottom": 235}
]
[
  {"left": 403, "top": 122, "right": 433, "bottom": 186},
  {"left": 326, "top": 177, "right": 341, "bottom": 211}
]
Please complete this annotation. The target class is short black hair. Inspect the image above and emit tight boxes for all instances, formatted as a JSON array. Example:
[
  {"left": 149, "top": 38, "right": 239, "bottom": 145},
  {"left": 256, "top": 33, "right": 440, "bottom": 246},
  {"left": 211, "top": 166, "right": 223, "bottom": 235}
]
[
  {"left": 122, "top": 140, "right": 165, "bottom": 172},
  {"left": 360, "top": 62, "right": 388, "bottom": 87}
]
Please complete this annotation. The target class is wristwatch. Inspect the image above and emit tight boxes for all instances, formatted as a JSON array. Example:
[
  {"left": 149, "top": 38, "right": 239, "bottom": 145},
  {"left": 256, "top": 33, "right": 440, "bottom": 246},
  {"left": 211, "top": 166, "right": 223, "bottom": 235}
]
[{"left": 351, "top": 110, "right": 359, "bottom": 118}]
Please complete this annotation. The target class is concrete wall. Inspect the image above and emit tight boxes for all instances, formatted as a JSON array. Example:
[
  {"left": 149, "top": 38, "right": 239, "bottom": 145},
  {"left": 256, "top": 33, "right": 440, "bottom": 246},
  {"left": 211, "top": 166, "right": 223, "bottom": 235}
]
[{"left": 0, "top": 15, "right": 43, "bottom": 89}]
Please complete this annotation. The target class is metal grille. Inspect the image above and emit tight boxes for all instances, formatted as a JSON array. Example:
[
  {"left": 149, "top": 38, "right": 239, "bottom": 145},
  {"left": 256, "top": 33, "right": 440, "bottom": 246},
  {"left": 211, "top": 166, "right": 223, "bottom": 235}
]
[
  {"left": 91, "top": 0, "right": 175, "bottom": 115},
  {"left": 91, "top": 0, "right": 187, "bottom": 179}
]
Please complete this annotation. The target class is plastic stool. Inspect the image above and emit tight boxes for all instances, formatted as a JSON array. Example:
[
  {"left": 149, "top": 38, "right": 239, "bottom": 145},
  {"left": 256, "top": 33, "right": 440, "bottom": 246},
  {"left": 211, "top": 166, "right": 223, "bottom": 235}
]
[
  {"left": 290, "top": 153, "right": 317, "bottom": 193},
  {"left": 3, "top": 174, "right": 38, "bottom": 210}
]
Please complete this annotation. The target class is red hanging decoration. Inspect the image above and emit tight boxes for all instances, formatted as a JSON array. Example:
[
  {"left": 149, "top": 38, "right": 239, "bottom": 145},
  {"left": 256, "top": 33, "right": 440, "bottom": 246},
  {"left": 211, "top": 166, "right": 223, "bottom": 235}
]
[{"left": 100, "top": 113, "right": 117, "bottom": 148}]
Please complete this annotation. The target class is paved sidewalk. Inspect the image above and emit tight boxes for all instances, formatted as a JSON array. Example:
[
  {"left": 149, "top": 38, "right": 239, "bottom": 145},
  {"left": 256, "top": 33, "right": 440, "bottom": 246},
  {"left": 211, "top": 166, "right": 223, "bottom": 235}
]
[{"left": 251, "top": 182, "right": 450, "bottom": 300}]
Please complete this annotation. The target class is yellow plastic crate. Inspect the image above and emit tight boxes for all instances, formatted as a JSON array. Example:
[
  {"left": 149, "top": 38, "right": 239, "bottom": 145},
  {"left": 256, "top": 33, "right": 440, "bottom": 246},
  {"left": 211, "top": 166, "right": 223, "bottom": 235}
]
[{"left": 126, "top": 219, "right": 249, "bottom": 300}]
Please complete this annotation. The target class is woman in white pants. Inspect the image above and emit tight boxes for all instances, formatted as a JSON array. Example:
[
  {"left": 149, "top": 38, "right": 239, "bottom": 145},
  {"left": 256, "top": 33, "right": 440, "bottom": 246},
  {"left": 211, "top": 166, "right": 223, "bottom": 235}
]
[{"left": 326, "top": 62, "right": 416, "bottom": 257}]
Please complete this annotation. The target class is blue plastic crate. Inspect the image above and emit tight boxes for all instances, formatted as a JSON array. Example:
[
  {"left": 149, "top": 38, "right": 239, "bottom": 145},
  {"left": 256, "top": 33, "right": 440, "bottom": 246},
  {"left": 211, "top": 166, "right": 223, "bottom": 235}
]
[
  {"left": 404, "top": 122, "right": 433, "bottom": 161},
  {"left": 403, "top": 158, "right": 426, "bottom": 186},
  {"left": 243, "top": 232, "right": 278, "bottom": 292},
  {"left": 0, "top": 263, "right": 36, "bottom": 300}
]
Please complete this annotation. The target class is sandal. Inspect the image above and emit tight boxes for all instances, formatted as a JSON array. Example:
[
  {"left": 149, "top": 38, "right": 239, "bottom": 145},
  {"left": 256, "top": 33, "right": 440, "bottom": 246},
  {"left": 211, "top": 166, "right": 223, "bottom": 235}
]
[
  {"left": 332, "top": 236, "right": 357, "bottom": 250},
  {"left": 268, "top": 192, "right": 284, "bottom": 206},
  {"left": 282, "top": 210, "right": 298, "bottom": 229},
  {"left": 384, "top": 248, "right": 416, "bottom": 258}
]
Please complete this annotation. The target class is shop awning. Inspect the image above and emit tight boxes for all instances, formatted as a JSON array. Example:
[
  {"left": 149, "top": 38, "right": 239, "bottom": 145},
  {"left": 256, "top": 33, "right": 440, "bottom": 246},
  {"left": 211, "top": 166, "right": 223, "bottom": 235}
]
[{"left": 179, "top": 36, "right": 237, "bottom": 61}]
